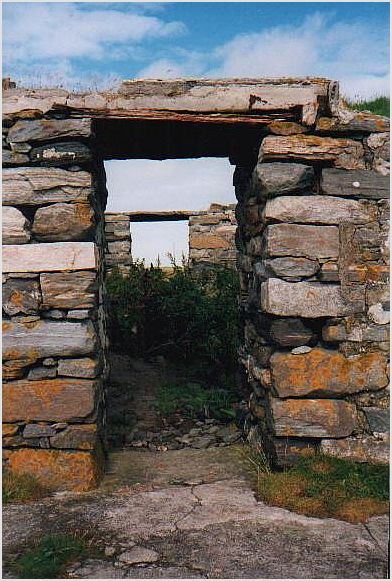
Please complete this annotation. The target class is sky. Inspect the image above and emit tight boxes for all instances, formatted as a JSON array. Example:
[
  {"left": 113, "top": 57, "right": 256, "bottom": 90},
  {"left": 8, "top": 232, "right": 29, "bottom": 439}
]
[{"left": 3, "top": 1, "right": 390, "bottom": 263}]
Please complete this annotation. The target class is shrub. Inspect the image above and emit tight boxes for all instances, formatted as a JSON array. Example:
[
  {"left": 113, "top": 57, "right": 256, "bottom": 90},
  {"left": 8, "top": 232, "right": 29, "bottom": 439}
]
[
  {"left": 106, "top": 261, "right": 240, "bottom": 382},
  {"left": 346, "top": 96, "right": 390, "bottom": 117}
]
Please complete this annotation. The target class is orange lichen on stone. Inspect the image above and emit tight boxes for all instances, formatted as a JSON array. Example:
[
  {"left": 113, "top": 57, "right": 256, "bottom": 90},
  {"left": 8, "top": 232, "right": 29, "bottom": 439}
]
[
  {"left": 2, "top": 423, "right": 19, "bottom": 437},
  {"left": 190, "top": 234, "right": 231, "bottom": 250},
  {"left": 3, "top": 378, "right": 97, "bottom": 422},
  {"left": 6, "top": 448, "right": 101, "bottom": 491},
  {"left": 271, "top": 348, "right": 388, "bottom": 398}
]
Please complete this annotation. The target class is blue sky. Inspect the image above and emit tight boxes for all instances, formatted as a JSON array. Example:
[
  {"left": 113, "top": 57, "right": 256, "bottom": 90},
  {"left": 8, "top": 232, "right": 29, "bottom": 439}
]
[
  {"left": 3, "top": 2, "right": 390, "bottom": 264},
  {"left": 3, "top": 2, "right": 390, "bottom": 98}
]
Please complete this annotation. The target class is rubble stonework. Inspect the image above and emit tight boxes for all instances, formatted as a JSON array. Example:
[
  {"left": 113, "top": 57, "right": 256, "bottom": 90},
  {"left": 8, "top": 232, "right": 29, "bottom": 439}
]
[
  {"left": 104, "top": 214, "right": 132, "bottom": 275},
  {"left": 189, "top": 203, "right": 237, "bottom": 267},
  {"left": 2, "top": 78, "right": 389, "bottom": 490}
]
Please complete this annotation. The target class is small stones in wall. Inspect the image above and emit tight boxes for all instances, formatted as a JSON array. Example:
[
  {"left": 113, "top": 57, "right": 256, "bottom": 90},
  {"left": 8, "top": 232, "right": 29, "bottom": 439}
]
[
  {"left": 252, "top": 162, "right": 314, "bottom": 198},
  {"left": 269, "top": 318, "right": 314, "bottom": 347},
  {"left": 30, "top": 141, "right": 92, "bottom": 166}
]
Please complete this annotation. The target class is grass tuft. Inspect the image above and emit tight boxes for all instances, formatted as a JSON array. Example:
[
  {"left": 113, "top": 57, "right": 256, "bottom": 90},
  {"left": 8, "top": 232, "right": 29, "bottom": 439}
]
[
  {"left": 346, "top": 96, "right": 390, "bottom": 117},
  {"left": 14, "top": 533, "right": 88, "bottom": 579},
  {"left": 3, "top": 469, "right": 49, "bottom": 504},
  {"left": 256, "top": 454, "right": 389, "bottom": 523}
]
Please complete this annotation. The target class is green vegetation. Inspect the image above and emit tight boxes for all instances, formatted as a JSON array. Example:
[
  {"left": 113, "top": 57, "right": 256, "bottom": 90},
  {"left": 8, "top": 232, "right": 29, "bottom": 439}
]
[
  {"left": 3, "top": 470, "right": 49, "bottom": 504},
  {"left": 14, "top": 534, "right": 88, "bottom": 579},
  {"left": 106, "top": 261, "right": 240, "bottom": 381},
  {"left": 157, "top": 381, "right": 238, "bottom": 420},
  {"left": 346, "top": 96, "right": 390, "bottom": 117},
  {"left": 255, "top": 454, "right": 389, "bottom": 523}
]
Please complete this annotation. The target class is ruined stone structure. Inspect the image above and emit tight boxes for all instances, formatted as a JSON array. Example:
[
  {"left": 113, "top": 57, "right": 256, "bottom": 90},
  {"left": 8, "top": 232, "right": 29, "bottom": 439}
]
[
  {"left": 189, "top": 203, "right": 237, "bottom": 267},
  {"left": 2, "top": 78, "right": 390, "bottom": 490},
  {"left": 104, "top": 203, "right": 237, "bottom": 272},
  {"left": 104, "top": 213, "right": 132, "bottom": 275}
]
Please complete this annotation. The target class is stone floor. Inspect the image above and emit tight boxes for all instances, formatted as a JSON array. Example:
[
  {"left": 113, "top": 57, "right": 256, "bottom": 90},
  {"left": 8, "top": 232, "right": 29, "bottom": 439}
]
[{"left": 3, "top": 445, "right": 389, "bottom": 579}]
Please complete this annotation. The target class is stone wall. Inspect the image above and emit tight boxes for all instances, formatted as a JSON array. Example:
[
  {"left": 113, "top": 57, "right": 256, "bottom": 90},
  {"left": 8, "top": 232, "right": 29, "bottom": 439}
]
[
  {"left": 235, "top": 125, "right": 390, "bottom": 467},
  {"left": 189, "top": 203, "right": 237, "bottom": 268},
  {"left": 2, "top": 78, "right": 389, "bottom": 490},
  {"left": 104, "top": 213, "right": 132, "bottom": 275},
  {"left": 2, "top": 119, "right": 108, "bottom": 491}
]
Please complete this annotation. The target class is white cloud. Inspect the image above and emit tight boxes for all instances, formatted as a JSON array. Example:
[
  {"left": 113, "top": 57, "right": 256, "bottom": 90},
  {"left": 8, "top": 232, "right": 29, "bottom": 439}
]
[
  {"left": 3, "top": 3, "right": 185, "bottom": 66},
  {"left": 136, "top": 12, "right": 389, "bottom": 100}
]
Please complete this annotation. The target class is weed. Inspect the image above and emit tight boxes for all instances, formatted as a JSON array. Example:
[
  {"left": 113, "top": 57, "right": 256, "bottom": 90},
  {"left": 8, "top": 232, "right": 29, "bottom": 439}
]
[
  {"left": 156, "top": 381, "right": 240, "bottom": 421},
  {"left": 254, "top": 454, "right": 389, "bottom": 523},
  {"left": 346, "top": 96, "right": 390, "bottom": 117},
  {"left": 14, "top": 533, "right": 88, "bottom": 579},
  {"left": 3, "top": 470, "right": 49, "bottom": 504}
]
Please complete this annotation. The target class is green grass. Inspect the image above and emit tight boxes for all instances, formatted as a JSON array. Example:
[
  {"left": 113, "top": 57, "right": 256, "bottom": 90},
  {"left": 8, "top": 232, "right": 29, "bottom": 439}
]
[
  {"left": 14, "top": 533, "right": 88, "bottom": 579},
  {"left": 346, "top": 96, "right": 390, "bottom": 117},
  {"left": 156, "top": 381, "right": 239, "bottom": 421},
  {"left": 3, "top": 470, "right": 49, "bottom": 504},
  {"left": 255, "top": 454, "right": 389, "bottom": 523}
]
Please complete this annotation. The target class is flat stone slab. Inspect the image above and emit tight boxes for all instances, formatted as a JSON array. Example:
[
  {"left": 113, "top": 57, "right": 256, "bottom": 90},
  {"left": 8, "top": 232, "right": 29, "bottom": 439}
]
[
  {"left": 2, "top": 242, "right": 97, "bottom": 273},
  {"left": 3, "top": 476, "right": 387, "bottom": 579}
]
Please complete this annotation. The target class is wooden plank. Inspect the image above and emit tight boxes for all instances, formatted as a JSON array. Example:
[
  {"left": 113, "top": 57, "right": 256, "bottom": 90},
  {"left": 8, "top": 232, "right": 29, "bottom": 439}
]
[
  {"left": 2, "top": 242, "right": 97, "bottom": 273},
  {"left": 321, "top": 169, "right": 389, "bottom": 199}
]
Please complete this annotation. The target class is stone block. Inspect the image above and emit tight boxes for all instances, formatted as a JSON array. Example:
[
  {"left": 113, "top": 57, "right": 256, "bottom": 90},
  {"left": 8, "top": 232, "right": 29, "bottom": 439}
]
[
  {"left": 2, "top": 242, "right": 97, "bottom": 273},
  {"left": 271, "top": 398, "right": 357, "bottom": 438},
  {"left": 323, "top": 321, "right": 389, "bottom": 343},
  {"left": 2, "top": 320, "right": 97, "bottom": 360},
  {"left": 269, "top": 318, "right": 313, "bottom": 347},
  {"left": 260, "top": 135, "right": 366, "bottom": 169},
  {"left": 265, "top": 224, "right": 339, "bottom": 259},
  {"left": 30, "top": 142, "right": 92, "bottom": 165},
  {"left": 41, "top": 271, "right": 97, "bottom": 310},
  {"left": 273, "top": 437, "right": 317, "bottom": 467},
  {"left": 321, "top": 169, "right": 389, "bottom": 200},
  {"left": 321, "top": 436, "right": 389, "bottom": 464},
  {"left": 3, "top": 378, "right": 98, "bottom": 422},
  {"left": 268, "top": 121, "right": 308, "bottom": 136},
  {"left": 50, "top": 424, "right": 98, "bottom": 450},
  {"left": 2, "top": 358, "right": 37, "bottom": 380},
  {"left": 316, "top": 111, "right": 389, "bottom": 134},
  {"left": 363, "top": 408, "right": 390, "bottom": 433},
  {"left": 264, "top": 195, "right": 376, "bottom": 225},
  {"left": 32, "top": 203, "right": 95, "bottom": 242},
  {"left": 270, "top": 348, "right": 388, "bottom": 398},
  {"left": 7, "top": 118, "right": 92, "bottom": 143},
  {"left": 2, "top": 149, "right": 29, "bottom": 166},
  {"left": 252, "top": 162, "right": 314, "bottom": 197},
  {"left": 27, "top": 366, "right": 57, "bottom": 381},
  {"left": 2, "top": 207, "right": 31, "bottom": 244},
  {"left": 23, "top": 424, "right": 56, "bottom": 438},
  {"left": 267, "top": 257, "right": 319, "bottom": 280},
  {"left": 3, "top": 167, "right": 92, "bottom": 206},
  {"left": 57, "top": 357, "right": 101, "bottom": 379},
  {"left": 107, "top": 241, "right": 131, "bottom": 254},
  {"left": 2, "top": 278, "right": 41, "bottom": 315},
  {"left": 5, "top": 449, "right": 100, "bottom": 491},
  {"left": 260, "top": 279, "right": 361, "bottom": 318},
  {"left": 189, "top": 234, "right": 231, "bottom": 250},
  {"left": 319, "top": 263, "right": 340, "bottom": 282}
]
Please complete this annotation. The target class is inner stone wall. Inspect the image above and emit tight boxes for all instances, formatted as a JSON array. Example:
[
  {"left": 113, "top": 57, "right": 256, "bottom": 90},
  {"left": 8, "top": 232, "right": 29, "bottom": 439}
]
[
  {"left": 104, "top": 213, "right": 132, "bottom": 275},
  {"left": 189, "top": 203, "right": 237, "bottom": 268},
  {"left": 2, "top": 78, "right": 390, "bottom": 491}
]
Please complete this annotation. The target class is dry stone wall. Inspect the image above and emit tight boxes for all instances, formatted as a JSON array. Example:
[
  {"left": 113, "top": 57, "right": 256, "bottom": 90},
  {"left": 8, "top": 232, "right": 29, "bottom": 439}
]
[
  {"left": 189, "top": 203, "right": 237, "bottom": 268},
  {"left": 2, "top": 118, "right": 108, "bottom": 491},
  {"left": 2, "top": 78, "right": 390, "bottom": 490},
  {"left": 104, "top": 213, "right": 132, "bottom": 275},
  {"left": 235, "top": 123, "right": 390, "bottom": 467}
]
